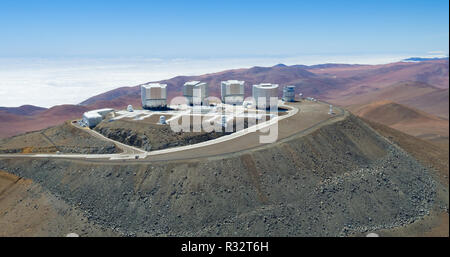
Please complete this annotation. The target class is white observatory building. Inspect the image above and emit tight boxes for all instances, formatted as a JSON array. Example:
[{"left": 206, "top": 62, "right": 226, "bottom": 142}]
[
  {"left": 282, "top": 85, "right": 296, "bottom": 102},
  {"left": 221, "top": 80, "right": 245, "bottom": 105},
  {"left": 82, "top": 108, "right": 114, "bottom": 128},
  {"left": 183, "top": 81, "right": 209, "bottom": 105},
  {"left": 252, "top": 83, "right": 279, "bottom": 109},
  {"left": 141, "top": 83, "right": 168, "bottom": 109}
]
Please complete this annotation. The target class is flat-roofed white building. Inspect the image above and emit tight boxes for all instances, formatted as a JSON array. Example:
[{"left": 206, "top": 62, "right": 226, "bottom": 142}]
[
  {"left": 252, "top": 83, "right": 279, "bottom": 109},
  {"left": 183, "top": 81, "right": 209, "bottom": 105},
  {"left": 282, "top": 85, "right": 296, "bottom": 102},
  {"left": 221, "top": 80, "right": 245, "bottom": 105},
  {"left": 82, "top": 108, "right": 114, "bottom": 128},
  {"left": 141, "top": 83, "right": 167, "bottom": 109}
]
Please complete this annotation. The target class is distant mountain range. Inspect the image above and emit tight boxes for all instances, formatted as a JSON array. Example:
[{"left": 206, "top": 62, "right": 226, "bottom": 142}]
[
  {"left": 339, "top": 81, "right": 449, "bottom": 119},
  {"left": 402, "top": 57, "right": 449, "bottom": 62},
  {"left": 0, "top": 105, "right": 47, "bottom": 116},
  {"left": 0, "top": 58, "right": 448, "bottom": 141}
]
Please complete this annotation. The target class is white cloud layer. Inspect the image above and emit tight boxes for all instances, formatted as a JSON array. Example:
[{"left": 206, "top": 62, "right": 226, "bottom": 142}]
[{"left": 0, "top": 53, "right": 445, "bottom": 108}]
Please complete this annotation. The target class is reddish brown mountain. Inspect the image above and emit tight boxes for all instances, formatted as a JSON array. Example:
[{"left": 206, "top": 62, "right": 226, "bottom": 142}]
[
  {"left": 80, "top": 59, "right": 448, "bottom": 107},
  {"left": 80, "top": 64, "right": 336, "bottom": 105},
  {"left": 0, "top": 59, "right": 448, "bottom": 139},
  {"left": 308, "top": 59, "right": 449, "bottom": 89},
  {"left": 401, "top": 88, "right": 449, "bottom": 119},
  {"left": 0, "top": 105, "right": 89, "bottom": 138},
  {"left": 0, "top": 105, "right": 47, "bottom": 116},
  {"left": 349, "top": 100, "right": 449, "bottom": 142},
  {"left": 334, "top": 81, "right": 449, "bottom": 119}
]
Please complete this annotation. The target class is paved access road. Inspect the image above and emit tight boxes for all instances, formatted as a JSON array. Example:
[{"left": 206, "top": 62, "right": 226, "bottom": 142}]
[{"left": 0, "top": 101, "right": 347, "bottom": 163}]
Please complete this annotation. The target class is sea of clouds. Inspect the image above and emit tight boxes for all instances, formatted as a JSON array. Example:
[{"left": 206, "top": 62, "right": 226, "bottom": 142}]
[{"left": 0, "top": 53, "right": 446, "bottom": 108}]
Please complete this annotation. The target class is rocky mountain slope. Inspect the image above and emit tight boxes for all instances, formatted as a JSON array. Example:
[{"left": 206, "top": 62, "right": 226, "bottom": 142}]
[
  {"left": 0, "top": 115, "right": 445, "bottom": 236},
  {"left": 0, "top": 169, "right": 119, "bottom": 236},
  {"left": 94, "top": 118, "right": 229, "bottom": 152}
]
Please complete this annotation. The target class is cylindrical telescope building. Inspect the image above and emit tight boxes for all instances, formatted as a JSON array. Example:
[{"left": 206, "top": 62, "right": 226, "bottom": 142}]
[
  {"left": 221, "top": 80, "right": 245, "bottom": 105},
  {"left": 141, "top": 83, "right": 168, "bottom": 109},
  {"left": 282, "top": 85, "right": 296, "bottom": 102},
  {"left": 183, "top": 81, "right": 209, "bottom": 105},
  {"left": 252, "top": 83, "right": 279, "bottom": 109}
]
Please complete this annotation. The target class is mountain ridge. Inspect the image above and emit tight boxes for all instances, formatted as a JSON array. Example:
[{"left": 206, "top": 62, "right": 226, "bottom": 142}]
[{"left": 0, "top": 59, "right": 448, "bottom": 139}]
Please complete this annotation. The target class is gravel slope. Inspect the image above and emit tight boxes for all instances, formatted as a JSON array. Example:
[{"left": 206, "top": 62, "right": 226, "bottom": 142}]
[
  {"left": 0, "top": 115, "right": 438, "bottom": 236},
  {"left": 0, "top": 122, "right": 118, "bottom": 154}
]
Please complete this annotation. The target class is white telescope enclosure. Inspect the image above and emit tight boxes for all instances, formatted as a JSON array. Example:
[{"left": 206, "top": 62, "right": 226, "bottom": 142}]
[
  {"left": 141, "top": 83, "right": 167, "bottom": 109},
  {"left": 183, "top": 81, "right": 209, "bottom": 105},
  {"left": 221, "top": 80, "right": 245, "bottom": 105}
]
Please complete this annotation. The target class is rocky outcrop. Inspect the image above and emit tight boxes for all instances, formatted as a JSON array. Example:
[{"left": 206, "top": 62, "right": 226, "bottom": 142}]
[
  {"left": 94, "top": 126, "right": 227, "bottom": 152},
  {"left": 94, "top": 120, "right": 229, "bottom": 152}
]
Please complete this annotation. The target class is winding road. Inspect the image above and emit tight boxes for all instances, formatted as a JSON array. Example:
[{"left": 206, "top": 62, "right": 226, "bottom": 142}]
[{"left": 0, "top": 100, "right": 347, "bottom": 163}]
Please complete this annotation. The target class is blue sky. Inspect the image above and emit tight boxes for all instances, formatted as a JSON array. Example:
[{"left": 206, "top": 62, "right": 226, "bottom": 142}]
[{"left": 0, "top": 0, "right": 448, "bottom": 57}]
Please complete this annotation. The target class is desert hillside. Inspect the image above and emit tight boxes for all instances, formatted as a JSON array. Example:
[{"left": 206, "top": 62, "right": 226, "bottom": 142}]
[
  {"left": 0, "top": 114, "right": 445, "bottom": 236},
  {"left": 349, "top": 100, "right": 449, "bottom": 143},
  {"left": 333, "top": 81, "right": 449, "bottom": 119}
]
